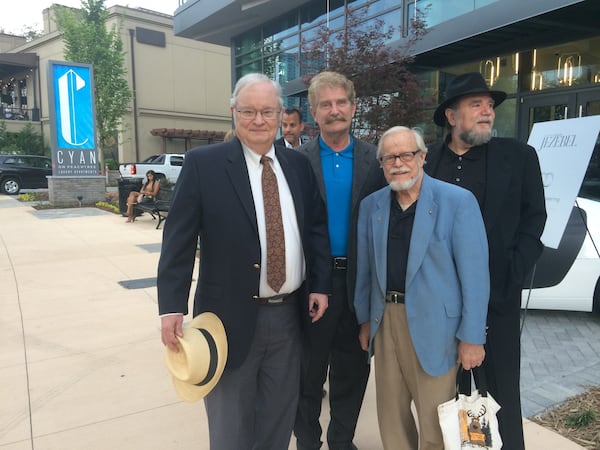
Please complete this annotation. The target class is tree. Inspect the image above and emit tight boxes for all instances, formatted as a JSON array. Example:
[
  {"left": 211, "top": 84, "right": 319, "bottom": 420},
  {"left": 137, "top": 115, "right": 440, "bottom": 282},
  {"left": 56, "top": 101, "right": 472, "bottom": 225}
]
[
  {"left": 0, "top": 121, "right": 49, "bottom": 155},
  {"left": 301, "top": 6, "right": 428, "bottom": 142},
  {"left": 20, "top": 25, "right": 43, "bottom": 42},
  {"left": 54, "top": 0, "right": 132, "bottom": 167}
]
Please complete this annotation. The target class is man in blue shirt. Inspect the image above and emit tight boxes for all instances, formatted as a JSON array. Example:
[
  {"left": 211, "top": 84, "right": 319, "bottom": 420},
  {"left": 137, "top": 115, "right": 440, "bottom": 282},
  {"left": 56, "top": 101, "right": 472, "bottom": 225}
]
[{"left": 294, "top": 71, "right": 387, "bottom": 450}]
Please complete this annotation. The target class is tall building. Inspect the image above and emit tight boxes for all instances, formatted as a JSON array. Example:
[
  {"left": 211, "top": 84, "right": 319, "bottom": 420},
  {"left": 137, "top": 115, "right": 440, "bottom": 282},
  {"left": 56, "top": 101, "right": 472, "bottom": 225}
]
[
  {"left": 173, "top": 0, "right": 599, "bottom": 170},
  {"left": 1, "top": 4, "right": 232, "bottom": 164}
]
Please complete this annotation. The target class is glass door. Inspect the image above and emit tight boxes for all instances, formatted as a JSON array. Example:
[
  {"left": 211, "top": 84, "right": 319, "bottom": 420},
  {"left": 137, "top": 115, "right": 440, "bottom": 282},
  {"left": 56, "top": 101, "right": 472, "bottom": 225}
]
[
  {"left": 518, "top": 88, "right": 600, "bottom": 201},
  {"left": 518, "top": 92, "right": 574, "bottom": 142}
]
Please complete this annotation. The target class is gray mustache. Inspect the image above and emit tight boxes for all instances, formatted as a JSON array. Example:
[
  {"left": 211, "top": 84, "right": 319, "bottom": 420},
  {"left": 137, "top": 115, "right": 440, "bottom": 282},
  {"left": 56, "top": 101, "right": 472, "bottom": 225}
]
[{"left": 325, "top": 115, "right": 347, "bottom": 124}]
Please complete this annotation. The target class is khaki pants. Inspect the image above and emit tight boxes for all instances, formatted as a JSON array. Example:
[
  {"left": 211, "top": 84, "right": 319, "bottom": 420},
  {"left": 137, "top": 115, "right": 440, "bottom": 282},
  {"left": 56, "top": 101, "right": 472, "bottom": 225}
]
[{"left": 373, "top": 303, "right": 457, "bottom": 450}]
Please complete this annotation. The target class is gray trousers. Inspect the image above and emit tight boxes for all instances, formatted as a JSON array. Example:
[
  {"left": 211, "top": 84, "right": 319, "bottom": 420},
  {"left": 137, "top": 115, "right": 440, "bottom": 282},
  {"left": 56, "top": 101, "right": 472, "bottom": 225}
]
[{"left": 205, "top": 303, "right": 301, "bottom": 450}]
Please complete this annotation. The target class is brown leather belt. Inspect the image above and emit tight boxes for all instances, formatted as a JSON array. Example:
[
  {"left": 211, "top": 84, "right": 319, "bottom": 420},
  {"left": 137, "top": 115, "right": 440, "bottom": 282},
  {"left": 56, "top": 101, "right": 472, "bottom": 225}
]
[
  {"left": 385, "top": 291, "right": 405, "bottom": 303},
  {"left": 255, "top": 290, "right": 298, "bottom": 305}
]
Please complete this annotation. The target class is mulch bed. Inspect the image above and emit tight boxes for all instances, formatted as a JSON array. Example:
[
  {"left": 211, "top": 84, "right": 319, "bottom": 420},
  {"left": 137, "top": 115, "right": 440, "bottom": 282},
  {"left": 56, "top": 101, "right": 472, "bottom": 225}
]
[{"left": 531, "top": 386, "right": 600, "bottom": 449}]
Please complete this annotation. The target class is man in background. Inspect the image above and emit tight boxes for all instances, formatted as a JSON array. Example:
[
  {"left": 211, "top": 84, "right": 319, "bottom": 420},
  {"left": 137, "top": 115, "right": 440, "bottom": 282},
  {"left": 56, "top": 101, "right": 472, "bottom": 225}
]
[
  {"left": 295, "top": 71, "right": 387, "bottom": 450},
  {"left": 276, "top": 107, "right": 305, "bottom": 149}
]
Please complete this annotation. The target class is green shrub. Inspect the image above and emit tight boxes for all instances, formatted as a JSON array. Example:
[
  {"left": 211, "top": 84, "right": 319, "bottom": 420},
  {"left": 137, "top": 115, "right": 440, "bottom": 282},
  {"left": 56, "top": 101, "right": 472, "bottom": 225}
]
[
  {"left": 96, "top": 201, "right": 120, "bottom": 213},
  {"left": 565, "top": 408, "right": 596, "bottom": 428},
  {"left": 104, "top": 158, "right": 119, "bottom": 170},
  {"left": 17, "top": 193, "right": 36, "bottom": 202}
]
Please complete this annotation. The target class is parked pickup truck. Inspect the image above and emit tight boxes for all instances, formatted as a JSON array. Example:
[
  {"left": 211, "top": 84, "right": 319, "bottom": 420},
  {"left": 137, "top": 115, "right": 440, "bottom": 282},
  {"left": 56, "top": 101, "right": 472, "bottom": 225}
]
[{"left": 119, "top": 153, "right": 185, "bottom": 183}]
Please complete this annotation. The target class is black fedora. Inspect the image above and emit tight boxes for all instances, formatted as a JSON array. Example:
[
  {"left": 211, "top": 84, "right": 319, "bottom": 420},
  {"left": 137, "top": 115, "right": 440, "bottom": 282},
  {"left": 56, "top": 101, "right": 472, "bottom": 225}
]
[{"left": 433, "top": 72, "right": 507, "bottom": 127}]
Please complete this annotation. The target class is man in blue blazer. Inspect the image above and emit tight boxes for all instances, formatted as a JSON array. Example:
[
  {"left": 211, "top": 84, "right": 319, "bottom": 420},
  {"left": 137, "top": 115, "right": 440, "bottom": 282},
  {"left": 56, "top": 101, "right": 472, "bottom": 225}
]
[
  {"left": 354, "top": 126, "right": 490, "bottom": 449},
  {"left": 158, "top": 73, "right": 331, "bottom": 449}
]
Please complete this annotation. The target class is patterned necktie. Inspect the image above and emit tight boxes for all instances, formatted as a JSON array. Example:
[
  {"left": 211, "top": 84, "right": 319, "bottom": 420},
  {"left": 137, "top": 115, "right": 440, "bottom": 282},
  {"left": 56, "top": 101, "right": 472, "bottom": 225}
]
[{"left": 260, "top": 155, "right": 286, "bottom": 292}]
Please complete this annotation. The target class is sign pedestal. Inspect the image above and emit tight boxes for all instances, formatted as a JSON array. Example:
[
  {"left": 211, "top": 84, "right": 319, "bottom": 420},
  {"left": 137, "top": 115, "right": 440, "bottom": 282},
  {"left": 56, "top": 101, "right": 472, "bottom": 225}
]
[{"left": 48, "top": 176, "right": 106, "bottom": 207}]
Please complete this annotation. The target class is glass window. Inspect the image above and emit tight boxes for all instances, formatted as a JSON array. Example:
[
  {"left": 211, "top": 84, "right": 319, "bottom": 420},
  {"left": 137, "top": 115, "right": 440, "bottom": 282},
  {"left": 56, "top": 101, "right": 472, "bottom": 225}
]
[
  {"left": 356, "top": 10, "right": 402, "bottom": 44},
  {"left": 442, "top": 53, "right": 518, "bottom": 96},
  {"left": 236, "top": 49, "right": 262, "bottom": 66},
  {"left": 236, "top": 61, "right": 263, "bottom": 80},
  {"left": 300, "top": 0, "right": 345, "bottom": 30},
  {"left": 263, "top": 11, "right": 298, "bottom": 42},
  {"left": 408, "top": 0, "right": 498, "bottom": 29},
  {"left": 347, "top": 0, "right": 369, "bottom": 9},
  {"left": 299, "top": 45, "right": 326, "bottom": 77},
  {"left": 264, "top": 34, "right": 299, "bottom": 55},
  {"left": 234, "top": 29, "right": 262, "bottom": 56},
  {"left": 264, "top": 50, "right": 300, "bottom": 85},
  {"left": 302, "top": 13, "right": 345, "bottom": 43},
  {"left": 523, "top": 37, "right": 600, "bottom": 92},
  {"left": 358, "top": 0, "right": 400, "bottom": 15},
  {"left": 493, "top": 98, "right": 516, "bottom": 138}
]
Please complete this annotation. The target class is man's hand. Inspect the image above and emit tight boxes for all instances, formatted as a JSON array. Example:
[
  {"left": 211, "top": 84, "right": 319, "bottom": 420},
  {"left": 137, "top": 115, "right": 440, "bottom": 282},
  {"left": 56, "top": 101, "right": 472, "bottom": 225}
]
[
  {"left": 457, "top": 341, "right": 485, "bottom": 370},
  {"left": 308, "top": 293, "right": 328, "bottom": 322},
  {"left": 161, "top": 315, "right": 184, "bottom": 353},
  {"left": 358, "top": 322, "right": 370, "bottom": 352}
]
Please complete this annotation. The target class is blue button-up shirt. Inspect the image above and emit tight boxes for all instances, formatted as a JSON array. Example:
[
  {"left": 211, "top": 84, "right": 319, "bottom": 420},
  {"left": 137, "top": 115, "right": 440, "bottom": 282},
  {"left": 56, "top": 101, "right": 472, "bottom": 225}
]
[{"left": 319, "top": 135, "right": 353, "bottom": 257}]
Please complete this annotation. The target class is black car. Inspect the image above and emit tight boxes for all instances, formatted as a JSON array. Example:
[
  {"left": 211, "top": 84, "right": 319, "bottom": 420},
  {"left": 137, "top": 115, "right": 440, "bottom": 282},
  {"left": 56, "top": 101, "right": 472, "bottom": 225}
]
[{"left": 0, "top": 154, "right": 53, "bottom": 195}]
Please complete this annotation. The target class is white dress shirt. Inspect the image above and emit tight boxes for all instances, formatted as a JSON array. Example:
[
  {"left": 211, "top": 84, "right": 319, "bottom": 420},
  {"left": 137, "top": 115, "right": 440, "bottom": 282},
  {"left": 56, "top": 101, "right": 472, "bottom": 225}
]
[{"left": 242, "top": 144, "right": 305, "bottom": 297}]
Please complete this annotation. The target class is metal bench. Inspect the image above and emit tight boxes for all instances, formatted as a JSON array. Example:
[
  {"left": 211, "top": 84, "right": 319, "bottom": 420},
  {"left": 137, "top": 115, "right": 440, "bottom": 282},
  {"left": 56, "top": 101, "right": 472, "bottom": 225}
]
[{"left": 134, "top": 187, "right": 172, "bottom": 229}]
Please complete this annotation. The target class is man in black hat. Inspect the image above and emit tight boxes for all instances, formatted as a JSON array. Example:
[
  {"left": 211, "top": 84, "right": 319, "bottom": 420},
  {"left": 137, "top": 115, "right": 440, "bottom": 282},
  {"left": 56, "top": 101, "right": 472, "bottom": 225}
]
[{"left": 425, "top": 72, "right": 547, "bottom": 450}]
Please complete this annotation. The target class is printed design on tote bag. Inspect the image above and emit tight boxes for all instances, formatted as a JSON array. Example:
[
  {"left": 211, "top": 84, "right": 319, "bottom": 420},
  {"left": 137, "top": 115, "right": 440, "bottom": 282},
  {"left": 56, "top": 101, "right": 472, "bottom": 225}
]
[{"left": 458, "top": 405, "right": 493, "bottom": 448}]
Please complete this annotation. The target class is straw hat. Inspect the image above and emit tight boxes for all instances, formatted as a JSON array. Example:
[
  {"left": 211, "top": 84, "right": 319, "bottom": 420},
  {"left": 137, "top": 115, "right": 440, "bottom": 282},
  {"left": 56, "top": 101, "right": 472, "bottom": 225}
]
[
  {"left": 164, "top": 312, "right": 228, "bottom": 402},
  {"left": 433, "top": 72, "right": 507, "bottom": 127}
]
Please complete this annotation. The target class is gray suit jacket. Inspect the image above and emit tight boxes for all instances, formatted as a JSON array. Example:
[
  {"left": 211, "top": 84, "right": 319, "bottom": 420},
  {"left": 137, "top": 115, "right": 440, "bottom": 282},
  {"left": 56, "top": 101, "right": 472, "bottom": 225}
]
[{"left": 299, "top": 136, "right": 387, "bottom": 308}]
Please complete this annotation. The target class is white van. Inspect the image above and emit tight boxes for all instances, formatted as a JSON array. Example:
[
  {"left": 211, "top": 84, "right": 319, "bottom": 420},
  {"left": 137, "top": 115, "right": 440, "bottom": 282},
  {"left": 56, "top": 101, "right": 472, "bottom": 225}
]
[{"left": 522, "top": 145, "right": 600, "bottom": 313}]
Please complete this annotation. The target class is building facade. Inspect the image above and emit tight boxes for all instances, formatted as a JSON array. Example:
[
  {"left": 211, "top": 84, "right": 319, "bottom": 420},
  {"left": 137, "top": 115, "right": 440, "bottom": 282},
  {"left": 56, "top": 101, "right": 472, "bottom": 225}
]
[
  {"left": 1, "top": 4, "right": 232, "bottom": 165},
  {"left": 171, "top": 0, "right": 600, "bottom": 316},
  {"left": 173, "top": 0, "right": 600, "bottom": 201}
]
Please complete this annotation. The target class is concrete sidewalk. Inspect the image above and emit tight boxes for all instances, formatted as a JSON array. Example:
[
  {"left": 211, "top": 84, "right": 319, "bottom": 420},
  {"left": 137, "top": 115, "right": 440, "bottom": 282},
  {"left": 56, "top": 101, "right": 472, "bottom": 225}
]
[{"left": 0, "top": 194, "right": 585, "bottom": 449}]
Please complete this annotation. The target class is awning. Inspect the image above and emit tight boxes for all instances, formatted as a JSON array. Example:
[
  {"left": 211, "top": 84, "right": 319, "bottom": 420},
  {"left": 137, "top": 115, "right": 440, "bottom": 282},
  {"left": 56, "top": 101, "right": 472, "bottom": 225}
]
[
  {"left": 150, "top": 128, "right": 227, "bottom": 152},
  {"left": 0, "top": 53, "right": 37, "bottom": 80}
]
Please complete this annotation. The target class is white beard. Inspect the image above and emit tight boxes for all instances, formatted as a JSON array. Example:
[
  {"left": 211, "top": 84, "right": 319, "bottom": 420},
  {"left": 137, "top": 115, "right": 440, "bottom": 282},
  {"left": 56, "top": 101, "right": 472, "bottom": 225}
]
[{"left": 389, "top": 174, "right": 419, "bottom": 192}]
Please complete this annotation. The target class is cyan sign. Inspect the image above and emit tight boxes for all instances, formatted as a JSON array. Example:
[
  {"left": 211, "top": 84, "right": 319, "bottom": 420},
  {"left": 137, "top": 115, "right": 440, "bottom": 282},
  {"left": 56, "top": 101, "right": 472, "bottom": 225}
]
[
  {"left": 55, "top": 67, "right": 94, "bottom": 148},
  {"left": 47, "top": 61, "right": 98, "bottom": 176}
]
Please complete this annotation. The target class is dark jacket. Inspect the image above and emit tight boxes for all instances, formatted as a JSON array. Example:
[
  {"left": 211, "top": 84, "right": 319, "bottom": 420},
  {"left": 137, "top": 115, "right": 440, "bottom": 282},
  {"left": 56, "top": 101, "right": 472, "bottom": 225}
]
[
  {"left": 157, "top": 137, "right": 331, "bottom": 369},
  {"left": 299, "top": 136, "right": 387, "bottom": 309},
  {"left": 426, "top": 137, "right": 547, "bottom": 314}
]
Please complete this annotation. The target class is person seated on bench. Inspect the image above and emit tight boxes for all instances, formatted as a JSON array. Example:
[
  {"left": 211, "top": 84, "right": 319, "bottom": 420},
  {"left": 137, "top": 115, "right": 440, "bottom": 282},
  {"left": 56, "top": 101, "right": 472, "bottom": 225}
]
[{"left": 126, "top": 170, "right": 160, "bottom": 223}]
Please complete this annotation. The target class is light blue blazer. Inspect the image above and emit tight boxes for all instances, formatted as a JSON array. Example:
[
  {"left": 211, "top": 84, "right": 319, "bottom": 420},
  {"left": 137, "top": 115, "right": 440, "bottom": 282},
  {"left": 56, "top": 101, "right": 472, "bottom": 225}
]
[{"left": 354, "top": 173, "right": 490, "bottom": 377}]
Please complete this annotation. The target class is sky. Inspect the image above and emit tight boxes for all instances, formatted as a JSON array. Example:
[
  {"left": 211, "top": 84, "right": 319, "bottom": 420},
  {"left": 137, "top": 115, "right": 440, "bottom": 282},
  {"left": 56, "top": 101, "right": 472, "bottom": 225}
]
[{"left": 0, "top": 1, "right": 179, "bottom": 35}]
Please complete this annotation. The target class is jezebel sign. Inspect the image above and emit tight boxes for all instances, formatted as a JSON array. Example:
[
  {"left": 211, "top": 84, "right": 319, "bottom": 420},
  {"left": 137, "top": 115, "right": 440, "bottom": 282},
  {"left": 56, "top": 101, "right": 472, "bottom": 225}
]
[
  {"left": 528, "top": 115, "right": 600, "bottom": 249},
  {"left": 47, "top": 61, "right": 98, "bottom": 176}
]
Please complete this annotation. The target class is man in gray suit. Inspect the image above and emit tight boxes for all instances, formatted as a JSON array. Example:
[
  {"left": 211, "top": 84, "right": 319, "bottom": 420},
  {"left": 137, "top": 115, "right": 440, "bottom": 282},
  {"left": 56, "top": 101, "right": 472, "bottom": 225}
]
[{"left": 294, "top": 71, "right": 387, "bottom": 450}]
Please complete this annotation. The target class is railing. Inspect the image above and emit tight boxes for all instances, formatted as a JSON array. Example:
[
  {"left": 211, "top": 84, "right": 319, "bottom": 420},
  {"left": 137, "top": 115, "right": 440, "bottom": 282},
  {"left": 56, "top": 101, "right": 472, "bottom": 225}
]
[{"left": 1, "top": 107, "right": 39, "bottom": 121}]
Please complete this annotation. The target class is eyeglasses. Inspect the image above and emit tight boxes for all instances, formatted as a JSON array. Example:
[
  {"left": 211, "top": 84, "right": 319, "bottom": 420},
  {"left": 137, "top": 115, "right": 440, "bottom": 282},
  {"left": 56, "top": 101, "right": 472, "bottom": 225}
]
[
  {"left": 378, "top": 150, "right": 421, "bottom": 165},
  {"left": 235, "top": 108, "right": 281, "bottom": 120}
]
